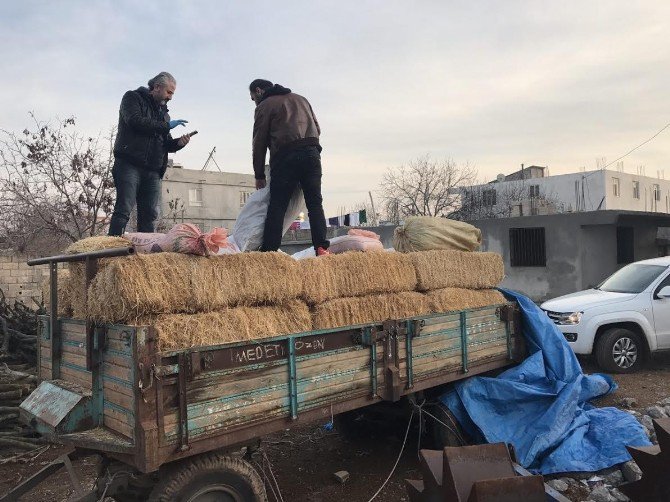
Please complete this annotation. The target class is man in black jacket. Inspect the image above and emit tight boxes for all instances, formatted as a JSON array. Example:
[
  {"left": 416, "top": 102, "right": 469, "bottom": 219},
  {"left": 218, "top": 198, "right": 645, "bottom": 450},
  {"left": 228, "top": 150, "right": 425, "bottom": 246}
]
[{"left": 108, "top": 72, "right": 191, "bottom": 235}]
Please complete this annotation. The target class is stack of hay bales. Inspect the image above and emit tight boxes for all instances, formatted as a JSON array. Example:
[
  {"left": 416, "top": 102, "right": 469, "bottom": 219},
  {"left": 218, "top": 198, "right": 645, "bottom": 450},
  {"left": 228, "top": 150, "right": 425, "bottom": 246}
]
[
  {"left": 86, "top": 251, "right": 310, "bottom": 350},
  {"left": 302, "top": 251, "right": 429, "bottom": 330},
  {"left": 42, "top": 269, "right": 73, "bottom": 317},
  {"left": 64, "top": 236, "right": 132, "bottom": 318},
  {"left": 410, "top": 250, "right": 506, "bottom": 311}
]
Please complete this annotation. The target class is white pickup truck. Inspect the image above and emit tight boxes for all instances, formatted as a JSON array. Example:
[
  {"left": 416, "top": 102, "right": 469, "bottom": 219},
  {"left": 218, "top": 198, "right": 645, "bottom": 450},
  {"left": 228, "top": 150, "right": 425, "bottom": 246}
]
[{"left": 541, "top": 256, "right": 670, "bottom": 373}]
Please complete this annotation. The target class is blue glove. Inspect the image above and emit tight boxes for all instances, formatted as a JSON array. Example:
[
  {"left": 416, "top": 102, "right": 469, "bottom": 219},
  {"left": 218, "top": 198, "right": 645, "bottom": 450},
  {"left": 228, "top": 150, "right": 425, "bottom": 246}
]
[{"left": 169, "top": 119, "right": 188, "bottom": 129}]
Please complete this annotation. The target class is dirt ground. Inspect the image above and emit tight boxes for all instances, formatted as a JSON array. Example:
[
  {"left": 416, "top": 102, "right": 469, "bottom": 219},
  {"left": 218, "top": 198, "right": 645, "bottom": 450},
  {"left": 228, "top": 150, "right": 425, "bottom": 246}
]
[{"left": 2, "top": 353, "right": 670, "bottom": 502}]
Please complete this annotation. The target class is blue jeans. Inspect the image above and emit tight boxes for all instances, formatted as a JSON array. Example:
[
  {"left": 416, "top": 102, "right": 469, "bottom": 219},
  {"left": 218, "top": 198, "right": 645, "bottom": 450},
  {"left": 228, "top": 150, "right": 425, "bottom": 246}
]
[
  {"left": 108, "top": 160, "right": 161, "bottom": 235},
  {"left": 261, "top": 146, "right": 329, "bottom": 252}
]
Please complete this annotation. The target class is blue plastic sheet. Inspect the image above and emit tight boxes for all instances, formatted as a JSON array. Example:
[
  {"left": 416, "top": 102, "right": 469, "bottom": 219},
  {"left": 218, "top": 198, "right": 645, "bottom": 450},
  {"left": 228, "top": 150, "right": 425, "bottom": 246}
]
[{"left": 440, "top": 288, "right": 651, "bottom": 474}]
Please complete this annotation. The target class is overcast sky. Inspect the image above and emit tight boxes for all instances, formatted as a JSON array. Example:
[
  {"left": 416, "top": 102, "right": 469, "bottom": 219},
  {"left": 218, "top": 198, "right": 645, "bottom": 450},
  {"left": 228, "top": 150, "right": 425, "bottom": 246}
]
[{"left": 2, "top": 1, "right": 669, "bottom": 215}]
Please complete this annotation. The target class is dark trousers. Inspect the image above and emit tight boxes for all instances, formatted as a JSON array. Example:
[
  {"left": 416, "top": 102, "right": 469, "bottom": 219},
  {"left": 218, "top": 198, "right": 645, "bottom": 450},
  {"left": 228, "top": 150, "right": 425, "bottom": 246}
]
[
  {"left": 108, "top": 160, "right": 161, "bottom": 235},
  {"left": 261, "top": 146, "right": 329, "bottom": 252}
]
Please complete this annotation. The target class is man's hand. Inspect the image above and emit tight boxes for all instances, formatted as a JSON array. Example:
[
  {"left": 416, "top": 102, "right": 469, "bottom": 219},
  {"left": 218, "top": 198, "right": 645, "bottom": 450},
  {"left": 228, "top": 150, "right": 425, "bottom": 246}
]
[
  {"left": 177, "top": 134, "right": 191, "bottom": 147},
  {"left": 169, "top": 119, "right": 188, "bottom": 129},
  {"left": 256, "top": 179, "right": 267, "bottom": 190}
]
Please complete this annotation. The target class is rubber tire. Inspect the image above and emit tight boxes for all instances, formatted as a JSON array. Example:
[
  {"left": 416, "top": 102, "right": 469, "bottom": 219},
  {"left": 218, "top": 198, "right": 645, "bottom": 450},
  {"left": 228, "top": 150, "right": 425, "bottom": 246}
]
[
  {"left": 428, "top": 402, "right": 468, "bottom": 449},
  {"left": 148, "top": 453, "right": 267, "bottom": 502},
  {"left": 595, "top": 328, "right": 645, "bottom": 374}
]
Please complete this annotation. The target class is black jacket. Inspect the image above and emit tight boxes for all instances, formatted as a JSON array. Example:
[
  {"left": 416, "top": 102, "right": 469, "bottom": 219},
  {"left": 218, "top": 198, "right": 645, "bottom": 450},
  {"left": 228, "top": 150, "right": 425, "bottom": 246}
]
[{"left": 113, "top": 87, "right": 183, "bottom": 178}]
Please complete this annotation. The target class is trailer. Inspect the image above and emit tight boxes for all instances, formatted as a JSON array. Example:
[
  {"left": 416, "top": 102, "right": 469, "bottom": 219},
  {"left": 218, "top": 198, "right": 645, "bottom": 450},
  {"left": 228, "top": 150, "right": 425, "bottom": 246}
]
[{"left": 4, "top": 248, "right": 529, "bottom": 501}]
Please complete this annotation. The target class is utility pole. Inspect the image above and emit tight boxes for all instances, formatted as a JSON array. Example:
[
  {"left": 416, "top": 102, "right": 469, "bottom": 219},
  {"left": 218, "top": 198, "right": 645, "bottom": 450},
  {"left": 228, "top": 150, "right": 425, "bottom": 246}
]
[
  {"left": 202, "top": 147, "right": 222, "bottom": 172},
  {"left": 368, "top": 191, "right": 378, "bottom": 226}
]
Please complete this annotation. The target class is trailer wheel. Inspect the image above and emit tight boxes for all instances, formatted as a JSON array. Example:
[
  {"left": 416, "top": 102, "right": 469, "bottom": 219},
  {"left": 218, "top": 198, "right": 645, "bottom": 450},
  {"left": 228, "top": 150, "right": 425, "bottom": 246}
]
[
  {"left": 427, "top": 402, "right": 468, "bottom": 449},
  {"left": 148, "top": 453, "right": 267, "bottom": 502}
]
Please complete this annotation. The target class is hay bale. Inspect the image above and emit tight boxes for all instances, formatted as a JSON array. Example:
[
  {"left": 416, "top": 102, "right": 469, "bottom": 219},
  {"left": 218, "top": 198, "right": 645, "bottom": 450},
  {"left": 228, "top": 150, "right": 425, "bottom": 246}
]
[
  {"left": 312, "top": 292, "right": 430, "bottom": 330},
  {"left": 63, "top": 236, "right": 132, "bottom": 318},
  {"left": 151, "top": 300, "right": 311, "bottom": 351},
  {"left": 65, "top": 236, "right": 131, "bottom": 254},
  {"left": 425, "top": 288, "right": 506, "bottom": 313},
  {"left": 300, "top": 251, "right": 417, "bottom": 304},
  {"left": 410, "top": 250, "right": 504, "bottom": 291},
  {"left": 393, "top": 216, "right": 481, "bottom": 252},
  {"left": 42, "top": 269, "right": 73, "bottom": 317},
  {"left": 88, "top": 252, "right": 302, "bottom": 322}
]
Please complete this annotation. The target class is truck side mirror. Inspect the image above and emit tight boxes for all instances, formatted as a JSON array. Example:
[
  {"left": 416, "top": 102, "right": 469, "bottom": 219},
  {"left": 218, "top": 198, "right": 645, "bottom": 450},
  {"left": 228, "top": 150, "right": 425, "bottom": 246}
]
[{"left": 658, "top": 286, "right": 670, "bottom": 299}]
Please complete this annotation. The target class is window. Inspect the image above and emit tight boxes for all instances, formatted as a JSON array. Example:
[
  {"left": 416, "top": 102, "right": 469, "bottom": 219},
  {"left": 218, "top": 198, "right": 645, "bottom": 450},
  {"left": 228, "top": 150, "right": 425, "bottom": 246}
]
[
  {"left": 483, "top": 189, "right": 497, "bottom": 207},
  {"left": 616, "top": 227, "right": 634, "bottom": 264},
  {"left": 189, "top": 188, "right": 203, "bottom": 207},
  {"left": 239, "top": 190, "right": 252, "bottom": 207},
  {"left": 529, "top": 185, "right": 540, "bottom": 198},
  {"left": 654, "top": 184, "right": 661, "bottom": 201},
  {"left": 509, "top": 227, "right": 546, "bottom": 267},
  {"left": 612, "top": 177, "right": 620, "bottom": 197},
  {"left": 633, "top": 181, "right": 640, "bottom": 199}
]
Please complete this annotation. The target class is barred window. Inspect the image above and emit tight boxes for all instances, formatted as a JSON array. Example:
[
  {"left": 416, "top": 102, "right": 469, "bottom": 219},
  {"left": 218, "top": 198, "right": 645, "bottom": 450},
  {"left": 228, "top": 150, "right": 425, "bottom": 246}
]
[{"left": 509, "top": 227, "right": 546, "bottom": 267}]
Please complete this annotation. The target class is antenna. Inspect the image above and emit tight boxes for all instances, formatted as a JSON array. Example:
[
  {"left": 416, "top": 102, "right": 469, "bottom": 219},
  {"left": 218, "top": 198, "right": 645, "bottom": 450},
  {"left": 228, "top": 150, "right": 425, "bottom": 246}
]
[{"left": 202, "top": 146, "right": 222, "bottom": 172}]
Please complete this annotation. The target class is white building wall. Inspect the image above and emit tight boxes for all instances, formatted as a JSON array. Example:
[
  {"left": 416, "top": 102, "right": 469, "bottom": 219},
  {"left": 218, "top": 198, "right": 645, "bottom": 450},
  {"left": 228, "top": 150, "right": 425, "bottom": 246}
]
[
  {"left": 161, "top": 167, "right": 256, "bottom": 231},
  {"left": 464, "top": 169, "right": 670, "bottom": 215}
]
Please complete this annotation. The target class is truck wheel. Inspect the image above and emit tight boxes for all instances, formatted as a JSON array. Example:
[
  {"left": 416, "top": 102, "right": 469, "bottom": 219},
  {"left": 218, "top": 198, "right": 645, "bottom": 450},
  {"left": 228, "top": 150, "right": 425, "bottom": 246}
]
[
  {"left": 595, "top": 328, "right": 645, "bottom": 373},
  {"left": 148, "top": 453, "right": 267, "bottom": 502},
  {"left": 428, "top": 402, "right": 468, "bottom": 449}
]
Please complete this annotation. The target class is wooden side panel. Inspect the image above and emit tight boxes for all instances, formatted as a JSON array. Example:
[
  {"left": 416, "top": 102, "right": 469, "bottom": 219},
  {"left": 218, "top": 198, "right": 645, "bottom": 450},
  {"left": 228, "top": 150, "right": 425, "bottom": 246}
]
[
  {"left": 162, "top": 344, "right": 385, "bottom": 442},
  {"left": 60, "top": 320, "right": 92, "bottom": 390},
  {"left": 102, "top": 328, "right": 136, "bottom": 440}
]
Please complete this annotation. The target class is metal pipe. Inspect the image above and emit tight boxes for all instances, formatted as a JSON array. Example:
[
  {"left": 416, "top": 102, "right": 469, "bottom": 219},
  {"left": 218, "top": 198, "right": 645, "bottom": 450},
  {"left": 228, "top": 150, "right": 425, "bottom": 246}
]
[{"left": 27, "top": 246, "right": 134, "bottom": 266}]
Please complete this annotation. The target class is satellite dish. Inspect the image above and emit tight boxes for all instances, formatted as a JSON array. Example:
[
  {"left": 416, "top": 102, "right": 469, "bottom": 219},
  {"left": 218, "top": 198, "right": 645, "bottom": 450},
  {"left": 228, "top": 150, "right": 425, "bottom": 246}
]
[{"left": 496, "top": 174, "right": 506, "bottom": 182}]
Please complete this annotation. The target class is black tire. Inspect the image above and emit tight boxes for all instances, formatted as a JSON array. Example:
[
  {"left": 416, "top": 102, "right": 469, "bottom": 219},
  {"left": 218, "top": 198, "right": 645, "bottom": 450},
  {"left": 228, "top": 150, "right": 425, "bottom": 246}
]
[
  {"left": 148, "top": 453, "right": 267, "bottom": 502},
  {"left": 595, "top": 328, "right": 645, "bottom": 373},
  {"left": 427, "top": 402, "right": 468, "bottom": 449}
]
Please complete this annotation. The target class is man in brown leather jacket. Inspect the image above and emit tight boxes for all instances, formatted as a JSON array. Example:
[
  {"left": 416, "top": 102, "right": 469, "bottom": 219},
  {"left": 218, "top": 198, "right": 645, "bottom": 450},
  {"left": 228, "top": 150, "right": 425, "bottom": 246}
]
[{"left": 250, "top": 79, "right": 330, "bottom": 255}]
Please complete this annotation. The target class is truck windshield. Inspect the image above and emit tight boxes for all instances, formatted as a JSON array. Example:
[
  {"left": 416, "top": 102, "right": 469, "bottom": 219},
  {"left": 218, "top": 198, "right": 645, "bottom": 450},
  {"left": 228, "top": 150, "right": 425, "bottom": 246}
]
[{"left": 598, "top": 264, "right": 668, "bottom": 293}]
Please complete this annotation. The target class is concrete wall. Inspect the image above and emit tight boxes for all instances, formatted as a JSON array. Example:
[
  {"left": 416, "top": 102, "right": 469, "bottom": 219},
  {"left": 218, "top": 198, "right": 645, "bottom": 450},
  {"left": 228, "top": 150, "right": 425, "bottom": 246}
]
[
  {"left": 161, "top": 167, "right": 256, "bottom": 231},
  {"left": 471, "top": 211, "right": 670, "bottom": 302},
  {"left": 0, "top": 253, "right": 57, "bottom": 304},
  {"left": 603, "top": 170, "right": 670, "bottom": 213}
]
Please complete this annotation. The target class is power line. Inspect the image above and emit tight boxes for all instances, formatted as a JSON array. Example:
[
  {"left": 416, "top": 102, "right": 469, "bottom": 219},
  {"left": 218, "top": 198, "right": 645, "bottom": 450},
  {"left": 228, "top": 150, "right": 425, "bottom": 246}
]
[{"left": 585, "top": 121, "right": 670, "bottom": 178}]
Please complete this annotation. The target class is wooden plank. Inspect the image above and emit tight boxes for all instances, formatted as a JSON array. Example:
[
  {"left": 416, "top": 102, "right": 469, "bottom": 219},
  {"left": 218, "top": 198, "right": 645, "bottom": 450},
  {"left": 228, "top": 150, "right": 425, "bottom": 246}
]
[
  {"left": 103, "top": 377, "right": 134, "bottom": 398},
  {"left": 105, "top": 403, "right": 134, "bottom": 423},
  {"left": 104, "top": 414, "right": 134, "bottom": 439},
  {"left": 164, "top": 388, "right": 290, "bottom": 429},
  {"left": 62, "top": 343, "right": 87, "bottom": 357},
  {"left": 411, "top": 328, "right": 507, "bottom": 358},
  {"left": 61, "top": 321, "right": 87, "bottom": 334},
  {"left": 60, "top": 365, "right": 92, "bottom": 389},
  {"left": 40, "top": 346, "right": 51, "bottom": 361},
  {"left": 105, "top": 326, "right": 135, "bottom": 342},
  {"left": 104, "top": 387, "right": 135, "bottom": 411},
  {"left": 103, "top": 351, "right": 132, "bottom": 369},
  {"left": 103, "top": 361, "right": 133, "bottom": 383},
  {"left": 62, "top": 351, "right": 88, "bottom": 369},
  {"left": 412, "top": 343, "right": 508, "bottom": 378},
  {"left": 105, "top": 338, "right": 133, "bottom": 355},
  {"left": 187, "top": 348, "right": 376, "bottom": 401}
]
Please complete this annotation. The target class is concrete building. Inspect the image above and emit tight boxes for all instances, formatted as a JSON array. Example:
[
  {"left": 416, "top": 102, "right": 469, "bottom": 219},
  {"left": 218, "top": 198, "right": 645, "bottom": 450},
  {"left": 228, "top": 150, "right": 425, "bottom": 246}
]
[
  {"left": 160, "top": 165, "right": 256, "bottom": 231},
  {"left": 460, "top": 165, "right": 670, "bottom": 218},
  {"left": 473, "top": 210, "right": 670, "bottom": 302}
]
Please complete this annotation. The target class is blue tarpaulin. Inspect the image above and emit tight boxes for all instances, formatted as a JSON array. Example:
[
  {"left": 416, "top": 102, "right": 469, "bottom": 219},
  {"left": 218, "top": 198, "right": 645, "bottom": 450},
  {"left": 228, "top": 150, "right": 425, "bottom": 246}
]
[{"left": 440, "top": 288, "right": 651, "bottom": 475}]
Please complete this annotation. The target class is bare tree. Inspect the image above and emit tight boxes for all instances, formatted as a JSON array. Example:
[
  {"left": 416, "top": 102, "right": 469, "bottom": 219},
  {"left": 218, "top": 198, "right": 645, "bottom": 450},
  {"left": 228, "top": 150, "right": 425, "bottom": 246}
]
[
  {"left": 379, "top": 156, "right": 476, "bottom": 223},
  {"left": 0, "top": 115, "right": 115, "bottom": 254}
]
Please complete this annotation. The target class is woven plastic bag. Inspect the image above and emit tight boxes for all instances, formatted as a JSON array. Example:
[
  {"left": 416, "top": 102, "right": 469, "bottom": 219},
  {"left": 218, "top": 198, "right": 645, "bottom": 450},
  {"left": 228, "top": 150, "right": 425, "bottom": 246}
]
[
  {"left": 393, "top": 216, "right": 481, "bottom": 253},
  {"left": 232, "top": 168, "right": 304, "bottom": 251},
  {"left": 125, "top": 223, "right": 234, "bottom": 256}
]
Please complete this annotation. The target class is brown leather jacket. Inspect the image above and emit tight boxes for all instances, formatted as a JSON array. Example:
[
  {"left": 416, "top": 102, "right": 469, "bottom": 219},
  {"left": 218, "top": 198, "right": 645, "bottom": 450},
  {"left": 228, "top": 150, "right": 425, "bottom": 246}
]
[{"left": 252, "top": 89, "right": 321, "bottom": 180}]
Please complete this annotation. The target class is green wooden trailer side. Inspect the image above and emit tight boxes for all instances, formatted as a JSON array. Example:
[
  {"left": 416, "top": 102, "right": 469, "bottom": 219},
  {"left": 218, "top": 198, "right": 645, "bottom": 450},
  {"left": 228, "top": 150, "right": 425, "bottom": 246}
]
[{"left": 21, "top": 303, "right": 524, "bottom": 473}]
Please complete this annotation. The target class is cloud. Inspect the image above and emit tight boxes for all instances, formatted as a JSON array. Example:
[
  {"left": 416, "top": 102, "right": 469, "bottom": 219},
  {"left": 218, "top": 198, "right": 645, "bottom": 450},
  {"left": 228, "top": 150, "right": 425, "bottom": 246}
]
[{"left": 1, "top": 1, "right": 669, "bottom": 215}]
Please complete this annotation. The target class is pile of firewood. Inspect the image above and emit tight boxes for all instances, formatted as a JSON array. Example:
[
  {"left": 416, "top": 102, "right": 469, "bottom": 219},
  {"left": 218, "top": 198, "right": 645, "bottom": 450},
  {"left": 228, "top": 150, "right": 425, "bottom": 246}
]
[{"left": 0, "top": 288, "right": 47, "bottom": 462}]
